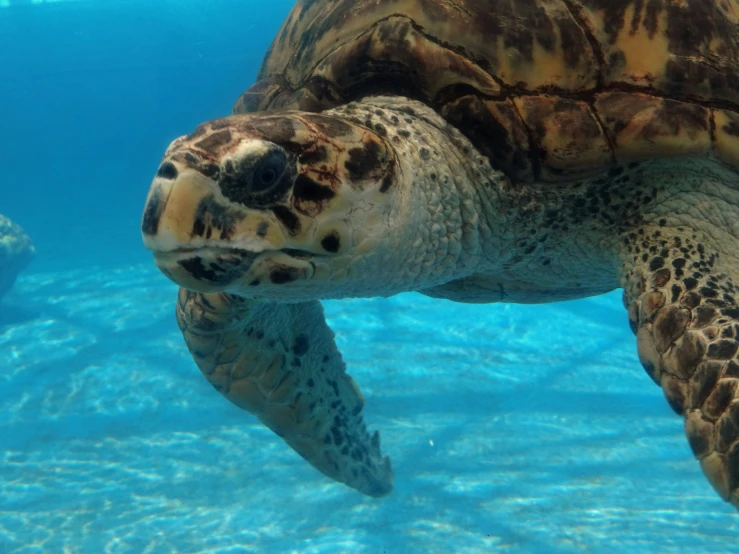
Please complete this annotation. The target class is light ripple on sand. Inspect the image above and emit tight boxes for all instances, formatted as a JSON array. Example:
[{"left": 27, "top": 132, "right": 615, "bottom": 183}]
[{"left": 0, "top": 264, "right": 737, "bottom": 553}]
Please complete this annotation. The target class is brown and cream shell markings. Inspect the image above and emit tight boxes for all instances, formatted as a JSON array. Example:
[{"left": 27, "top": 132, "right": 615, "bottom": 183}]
[{"left": 237, "top": 0, "right": 739, "bottom": 183}]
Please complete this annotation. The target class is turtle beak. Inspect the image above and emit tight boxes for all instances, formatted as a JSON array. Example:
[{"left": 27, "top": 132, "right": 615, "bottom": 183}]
[
  {"left": 141, "top": 155, "right": 313, "bottom": 293},
  {"left": 140, "top": 159, "right": 245, "bottom": 291},
  {"left": 141, "top": 160, "right": 213, "bottom": 252},
  {"left": 149, "top": 246, "right": 259, "bottom": 293},
  {"left": 142, "top": 153, "right": 285, "bottom": 255}
]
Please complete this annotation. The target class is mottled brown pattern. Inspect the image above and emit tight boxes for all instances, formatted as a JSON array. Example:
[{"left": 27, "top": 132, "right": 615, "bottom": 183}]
[
  {"left": 714, "top": 109, "right": 739, "bottom": 168},
  {"left": 233, "top": 75, "right": 290, "bottom": 115},
  {"left": 513, "top": 95, "right": 612, "bottom": 180},
  {"left": 560, "top": 0, "right": 739, "bottom": 102},
  {"left": 176, "top": 291, "right": 393, "bottom": 497},
  {"left": 258, "top": 0, "right": 598, "bottom": 92},
  {"left": 622, "top": 230, "right": 739, "bottom": 508},
  {"left": 143, "top": 109, "right": 398, "bottom": 272},
  {"left": 594, "top": 92, "right": 712, "bottom": 164},
  {"left": 310, "top": 16, "right": 500, "bottom": 104},
  {"left": 237, "top": 0, "right": 739, "bottom": 183},
  {"left": 440, "top": 95, "right": 535, "bottom": 182}
]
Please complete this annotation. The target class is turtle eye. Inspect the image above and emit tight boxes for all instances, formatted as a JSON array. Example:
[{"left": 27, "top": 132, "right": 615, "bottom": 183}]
[
  {"left": 219, "top": 146, "right": 294, "bottom": 208},
  {"left": 251, "top": 150, "right": 286, "bottom": 193}
]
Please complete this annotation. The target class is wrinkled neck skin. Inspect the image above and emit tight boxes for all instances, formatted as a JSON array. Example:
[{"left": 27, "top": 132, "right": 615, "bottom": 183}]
[
  {"left": 322, "top": 96, "right": 606, "bottom": 300},
  {"left": 329, "top": 97, "right": 739, "bottom": 304},
  {"left": 318, "top": 97, "right": 504, "bottom": 295}
]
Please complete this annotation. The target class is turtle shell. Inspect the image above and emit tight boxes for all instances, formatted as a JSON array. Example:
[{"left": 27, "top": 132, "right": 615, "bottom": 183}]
[{"left": 235, "top": 0, "right": 739, "bottom": 183}]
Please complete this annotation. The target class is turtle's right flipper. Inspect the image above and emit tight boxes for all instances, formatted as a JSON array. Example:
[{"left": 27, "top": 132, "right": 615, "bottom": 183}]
[
  {"left": 176, "top": 288, "right": 393, "bottom": 497},
  {"left": 619, "top": 227, "right": 739, "bottom": 509}
]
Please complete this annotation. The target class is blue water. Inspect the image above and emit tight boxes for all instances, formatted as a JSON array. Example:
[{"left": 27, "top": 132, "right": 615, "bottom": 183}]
[{"left": 1, "top": 1, "right": 737, "bottom": 552}]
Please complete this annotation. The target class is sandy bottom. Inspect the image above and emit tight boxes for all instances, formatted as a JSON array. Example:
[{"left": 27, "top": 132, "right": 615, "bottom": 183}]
[{"left": 0, "top": 265, "right": 737, "bottom": 553}]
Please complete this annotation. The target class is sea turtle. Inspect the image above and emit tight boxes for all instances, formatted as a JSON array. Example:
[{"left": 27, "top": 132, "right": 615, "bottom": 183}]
[
  {"left": 0, "top": 215, "right": 34, "bottom": 305},
  {"left": 141, "top": 0, "right": 739, "bottom": 508}
]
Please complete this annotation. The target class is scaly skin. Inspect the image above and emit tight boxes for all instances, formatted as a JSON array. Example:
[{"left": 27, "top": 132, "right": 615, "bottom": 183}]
[
  {"left": 142, "top": 96, "right": 739, "bottom": 508},
  {"left": 620, "top": 226, "right": 739, "bottom": 507},
  {"left": 175, "top": 290, "right": 393, "bottom": 497}
]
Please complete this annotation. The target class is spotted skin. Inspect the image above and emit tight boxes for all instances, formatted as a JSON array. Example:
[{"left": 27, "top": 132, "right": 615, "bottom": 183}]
[
  {"left": 621, "top": 228, "right": 739, "bottom": 506},
  {"left": 176, "top": 290, "right": 392, "bottom": 497},
  {"left": 141, "top": 110, "right": 400, "bottom": 299},
  {"left": 141, "top": 0, "right": 739, "bottom": 511}
]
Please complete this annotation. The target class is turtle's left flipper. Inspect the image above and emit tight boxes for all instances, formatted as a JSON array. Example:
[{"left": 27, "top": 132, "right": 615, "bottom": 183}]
[
  {"left": 619, "top": 226, "right": 739, "bottom": 509},
  {"left": 176, "top": 289, "right": 393, "bottom": 497}
]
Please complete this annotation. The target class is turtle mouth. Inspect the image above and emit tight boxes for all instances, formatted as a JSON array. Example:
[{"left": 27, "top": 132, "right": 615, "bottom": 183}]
[
  {"left": 152, "top": 246, "right": 252, "bottom": 262},
  {"left": 151, "top": 245, "right": 315, "bottom": 293},
  {"left": 151, "top": 246, "right": 257, "bottom": 292},
  {"left": 151, "top": 245, "right": 313, "bottom": 262}
]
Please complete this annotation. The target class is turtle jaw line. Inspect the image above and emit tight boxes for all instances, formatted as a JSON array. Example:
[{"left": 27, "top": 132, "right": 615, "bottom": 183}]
[
  {"left": 281, "top": 247, "right": 315, "bottom": 259},
  {"left": 149, "top": 243, "right": 318, "bottom": 295},
  {"left": 151, "top": 245, "right": 254, "bottom": 262},
  {"left": 150, "top": 245, "right": 315, "bottom": 260}
]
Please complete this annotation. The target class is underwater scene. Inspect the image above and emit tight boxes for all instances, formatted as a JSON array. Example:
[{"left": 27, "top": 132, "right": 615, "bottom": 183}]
[{"left": 1, "top": 0, "right": 739, "bottom": 552}]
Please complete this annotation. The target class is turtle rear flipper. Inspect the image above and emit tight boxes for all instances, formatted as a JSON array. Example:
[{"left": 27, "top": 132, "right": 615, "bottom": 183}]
[
  {"left": 176, "top": 289, "right": 393, "bottom": 497},
  {"left": 620, "top": 226, "right": 739, "bottom": 508}
]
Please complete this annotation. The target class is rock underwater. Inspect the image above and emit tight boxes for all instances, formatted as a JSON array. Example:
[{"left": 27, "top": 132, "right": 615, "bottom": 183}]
[{"left": 0, "top": 215, "right": 34, "bottom": 304}]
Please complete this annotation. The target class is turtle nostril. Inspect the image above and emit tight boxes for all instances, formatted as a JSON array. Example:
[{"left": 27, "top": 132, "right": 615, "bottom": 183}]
[
  {"left": 141, "top": 190, "right": 163, "bottom": 236},
  {"left": 157, "top": 161, "right": 178, "bottom": 180}
]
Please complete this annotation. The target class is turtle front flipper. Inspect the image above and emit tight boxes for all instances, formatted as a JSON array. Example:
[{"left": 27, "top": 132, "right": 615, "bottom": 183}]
[
  {"left": 176, "top": 289, "right": 392, "bottom": 497},
  {"left": 619, "top": 226, "right": 739, "bottom": 509}
]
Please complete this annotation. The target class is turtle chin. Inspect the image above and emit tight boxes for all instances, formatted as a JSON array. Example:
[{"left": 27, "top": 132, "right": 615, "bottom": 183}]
[
  {"left": 152, "top": 247, "right": 256, "bottom": 293},
  {"left": 152, "top": 247, "right": 315, "bottom": 295}
]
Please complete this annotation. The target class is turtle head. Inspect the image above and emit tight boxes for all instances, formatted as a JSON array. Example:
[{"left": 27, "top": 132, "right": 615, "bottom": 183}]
[{"left": 141, "top": 111, "right": 402, "bottom": 300}]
